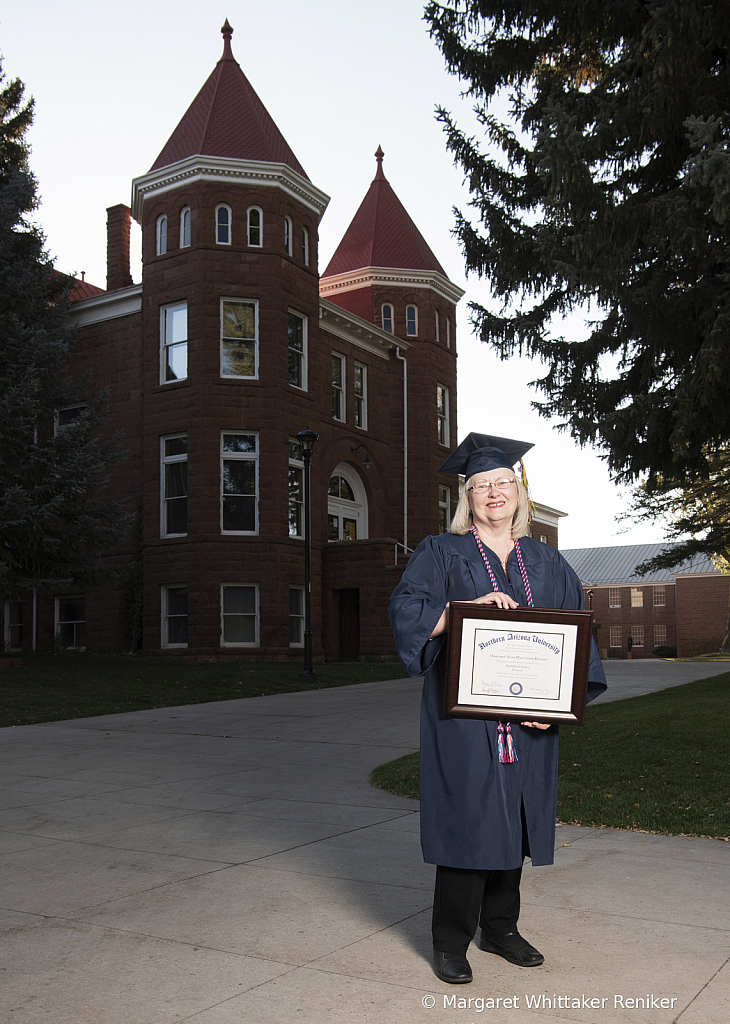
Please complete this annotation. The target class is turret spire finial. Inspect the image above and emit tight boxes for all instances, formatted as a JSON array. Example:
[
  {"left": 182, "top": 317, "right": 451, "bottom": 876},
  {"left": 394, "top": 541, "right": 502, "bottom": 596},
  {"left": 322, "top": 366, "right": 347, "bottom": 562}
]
[
  {"left": 374, "top": 145, "right": 385, "bottom": 180},
  {"left": 221, "top": 19, "right": 234, "bottom": 59}
]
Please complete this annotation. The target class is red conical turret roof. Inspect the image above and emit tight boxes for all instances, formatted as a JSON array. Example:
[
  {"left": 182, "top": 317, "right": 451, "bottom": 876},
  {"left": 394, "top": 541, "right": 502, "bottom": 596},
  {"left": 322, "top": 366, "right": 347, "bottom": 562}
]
[
  {"left": 150, "top": 20, "right": 308, "bottom": 179},
  {"left": 322, "top": 147, "right": 445, "bottom": 277}
]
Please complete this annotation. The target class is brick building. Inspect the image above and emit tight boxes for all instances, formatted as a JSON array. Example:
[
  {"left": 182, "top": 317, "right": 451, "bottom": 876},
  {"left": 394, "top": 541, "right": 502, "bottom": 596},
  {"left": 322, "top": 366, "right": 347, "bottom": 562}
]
[
  {"left": 2, "top": 23, "right": 468, "bottom": 661},
  {"left": 562, "top": 544, "right": 730, "bottom": 659}
]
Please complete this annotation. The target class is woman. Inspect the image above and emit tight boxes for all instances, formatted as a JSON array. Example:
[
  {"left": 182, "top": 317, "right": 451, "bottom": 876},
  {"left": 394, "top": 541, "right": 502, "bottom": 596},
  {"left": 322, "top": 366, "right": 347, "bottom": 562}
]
[{"left": 389, "top": 433, "right": 607, "bottom": 984}]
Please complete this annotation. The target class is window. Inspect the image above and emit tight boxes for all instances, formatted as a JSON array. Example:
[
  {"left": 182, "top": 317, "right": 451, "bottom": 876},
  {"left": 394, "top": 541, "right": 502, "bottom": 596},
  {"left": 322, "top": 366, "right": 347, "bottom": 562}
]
[
  {"left": 406, "top": 304, "right": 418, "bottom": 336},
  {"left": 445, "top": 317, "right": 451, "bottom": 348},
  {"left": 216, "top": 204, "right": 231, "bottom": 244},
  {"left": 354, "top": 362, "right": 367, "bottom": 429},
  {"left": 161, "top": 435, "right": 187, "bottom": 537},
  {"left": 4, "top": 600, "right": 22, "bottom": 651},
  {"left": 438, "top": 485, "right": 451, "bottom": 534},
  {"left": 221, "top": 585, "right": 259, "bottom": 646},
  {"left": 332, "top": 353, "right": 345, "bottom": 421},
  {"left": 437, "top": 384, "right": 449, "bottom": 446},
  {"left": 539, "top": 534, "right": 548, "bottom": 544},
  {"left": 156, "top": 214, "right": 167, "bottom": 255},
  {"left": 288, "top": 439, "right": 303, "bottom": 538},
  {"left": 609, "top": 587, "right": 621, "bottom": 608},
  {"left": 284, "top": 215, "right": 292, "bottom": 255},
  {"left": 288, "top": 311, "right": 307, "bottom": 389},
  {"left": 180, "top": 207, "right": 191, "bottom": 248},
  {"left": 162, "top": 586, "right": 188, "bottom": 648},
  {"left": 631, "top": 587, "right": 644, "bottom": 608},
  {"left": 381, "top": 303, "right": 393, "bottom": 333},
  {"left": 653, "top": 585, "right": 666, "bottom": 607},
  {"left": 631, "top": 625, "right": 644, "bottom": 647},
  {"left": 654, "top": 625, "right": 667, "bottom": 648},
  {"left": 247, "top": 206, "right": 262, "bottom": 247},
  {"left": 609, "top": 626, "right": 622, "bottom": 648},
  {"left": 221, "top": 432, "right": 258, "bottom": 533},
  {"left": 161, "top": 301, "right": 188, "bottom": 383},
  {"left": 221, "top": 299, "right": 257, "bottom": 378},
  {"left": 301, "top": 226, "right": 309, "bottom": 265},
  {"left": 328, "top": 465, "right": 367, "bottom": 541},
  {"left": 56, "top": 596, "right": 86, "bottom": 649},
  {"left": 289, "top": 587, "right": 304, "bottom": 646},
  {"left": 55, "top": 405, "right": 86, "bottom": 433},
  {"left": 434, "top": 310, "right": 440, "bottom": 343}
]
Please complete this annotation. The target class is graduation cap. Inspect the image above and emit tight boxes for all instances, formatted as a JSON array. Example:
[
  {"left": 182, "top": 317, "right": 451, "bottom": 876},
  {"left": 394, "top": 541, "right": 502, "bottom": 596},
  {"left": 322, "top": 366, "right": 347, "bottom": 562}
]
[{"left": 438, "top": 432, "right": 534, "bottom": 479}]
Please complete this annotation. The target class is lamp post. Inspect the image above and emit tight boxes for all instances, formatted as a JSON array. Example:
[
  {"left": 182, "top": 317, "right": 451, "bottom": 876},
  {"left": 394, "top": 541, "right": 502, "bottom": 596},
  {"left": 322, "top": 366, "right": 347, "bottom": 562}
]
[{"left": 297, "top": 428, "right": 318, "bottom": 678}]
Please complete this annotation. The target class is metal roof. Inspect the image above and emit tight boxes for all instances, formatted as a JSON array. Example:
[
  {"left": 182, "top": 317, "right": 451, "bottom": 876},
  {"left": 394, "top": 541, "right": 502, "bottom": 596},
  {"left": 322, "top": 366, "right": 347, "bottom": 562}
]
[{"left": 560, "top": 543, "right": 721, "bottom": 585}]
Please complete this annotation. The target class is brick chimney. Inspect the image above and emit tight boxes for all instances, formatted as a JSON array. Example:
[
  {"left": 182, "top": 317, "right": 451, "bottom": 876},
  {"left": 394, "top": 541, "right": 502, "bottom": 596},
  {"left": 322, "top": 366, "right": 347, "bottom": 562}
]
[{"left": 106, "top": 204, "right": 134, "bottom": 291}]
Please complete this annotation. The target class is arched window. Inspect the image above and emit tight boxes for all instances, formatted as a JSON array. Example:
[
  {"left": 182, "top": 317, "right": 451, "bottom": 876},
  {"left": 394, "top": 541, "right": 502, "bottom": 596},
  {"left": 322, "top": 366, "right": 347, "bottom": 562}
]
[
  {"left": 179, "top": 207, "right": 191, "bottom": 248},
  {"left": 434, "top": 310, "right": 440, "bottom": 343},
  {"left": 445, "top": 316, "right": 451, "bottom": 348},
  {"left": 301, "top": 226, "right": 309, "bottom": 266},
  {"left": 216, "top": 204, "right": 231, "bottom": 245},
  {"left": 284, "top": 215, "right": 292, "bottom": 256},
  {"left": 156, "top": 214, "right": 167, "bottom": 255},
  {"left": 406, "top": 304, "right": 418, "bottom": 337},
  {"left": 327, "top": 464, "right": 368, "bottom": 542},
  {"left": 247, "top": 206, "right": 262, "bottom": 247},
  {"left": 381, "top": 303, "right": 393, "bottom": 334}
]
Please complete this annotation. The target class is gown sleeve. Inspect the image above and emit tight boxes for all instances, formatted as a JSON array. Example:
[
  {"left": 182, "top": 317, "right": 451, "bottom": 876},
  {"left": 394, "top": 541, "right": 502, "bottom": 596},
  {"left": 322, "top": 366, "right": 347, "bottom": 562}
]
[
  {"left": 551, "top": 550, "right": 608, "bottom": 703},
  {"left": 389, "top": 536, "right": 450, "bottom": 677}
]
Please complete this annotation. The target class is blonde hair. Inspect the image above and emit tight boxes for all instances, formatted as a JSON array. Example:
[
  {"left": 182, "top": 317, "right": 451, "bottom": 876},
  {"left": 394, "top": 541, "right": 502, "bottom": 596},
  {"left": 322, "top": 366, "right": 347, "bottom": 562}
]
[{"left": 450, "top": 471, "right": 530, "bottom": 538}]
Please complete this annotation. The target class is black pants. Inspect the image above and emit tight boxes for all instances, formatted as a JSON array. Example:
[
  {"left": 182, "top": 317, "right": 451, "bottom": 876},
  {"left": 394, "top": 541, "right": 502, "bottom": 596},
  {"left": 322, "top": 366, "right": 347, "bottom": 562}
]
[{"left": 431, "top": 863, "right": 523, "bottom": 954}]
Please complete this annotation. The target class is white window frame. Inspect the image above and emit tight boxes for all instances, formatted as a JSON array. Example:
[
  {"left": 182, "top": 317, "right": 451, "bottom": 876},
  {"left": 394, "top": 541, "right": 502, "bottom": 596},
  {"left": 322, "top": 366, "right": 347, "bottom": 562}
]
[
  {"left": 609, "top": 587, "right": 621, "bottom": 608},
  {"left": 437, "top": 384, "right": 449, "bottom": 446},
  {"left": 406, "top": 304, "right": 418, "bottom": 337},
  {"left": 327, "top": 463, "right": 368, "bottom": 542},
  {"left": 215, "top": 203, "right": 232, "bottom": 245},
  {"left": 284, "top": 215, "right": 293, "bottom": 256},
  {"left": 288, "top": 439, "right": 304, "bottom": 539},
  {"left": 160, "top": 301, "right": 188, "bottom": 384},
  {"left": 445, "top": 316, "right": 451, "bottom": 348},
  {"left": 161, "top": 585, "right": 188, "bottom": 649},
  {"left": 539, "top": 534, "right": 548, "bottom": 544},
  {"left": 54, "top": 405, "right": 86, "bottom": 434},
  {"left": 288, "top": 310, "right": 307, "bottom": 390},
  {"left": 247, "top": 206, "right": 263, "bottom": 247},
  {"left": 55, "top": 595, "right": 86, "bottom": 650},
  {"left": 438, "top": 484, "right": 451, "bottom": 534},
  {"left": 653, "top": 585, "right": 666, "bottom": 607},
  {"left": 332, "top": 352, "right": 345, "bottom": 422},
  {"left": 220, "top": 584, "right": 260, "bottom": 647},
  {"left": 631, "top": 625, "right": 644, "bottom": 647},
  {"left": 609, "top": 626, "right": 622, "bottom": 648},
  {"left": 4, "top": 599, "right": 23, "bottom": 651},
  {"left": 161, "top": 434, "right": 188, "bottom": 538},
  {"left": 180, "top": 207, "right": 191, "bottom": 248},
  {"left": 221, "top": 431, "right": 259, "bottom": 535},
  {"left": 289, "top": 586, "right": 304, "bottom": 647},
  {"left": 220, "top": 298, "right": 258, "bottom": 379},
  {"left": 301, "top": 226, "right": 309, "bottom": 265},
  {"left": 654, "top": 625, "right": 667, "bottom": 648},
  {"left": 631, "top": 586, "right": 644, "bottom": 608},
  {"left": 156, "top": 214, "right": 167, "bottom": 255},
  {"left": 381, "top": 303, "right": 393, "bottom": 334},
  {"left": 434, "top": 310, "right": 440, "bottom": 343},
  {"left": 354, "top": 362, "right": 367, "bottom": 430}
]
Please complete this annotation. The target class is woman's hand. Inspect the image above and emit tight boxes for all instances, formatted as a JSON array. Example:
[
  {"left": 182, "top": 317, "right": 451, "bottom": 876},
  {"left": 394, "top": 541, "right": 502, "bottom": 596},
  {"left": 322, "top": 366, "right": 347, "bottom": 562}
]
[
  {"left": 472, "top": 592, "right": 518, "bottom": 610},
  {"left": 520, "top": 722, "right": 551, "bottom": 730}
]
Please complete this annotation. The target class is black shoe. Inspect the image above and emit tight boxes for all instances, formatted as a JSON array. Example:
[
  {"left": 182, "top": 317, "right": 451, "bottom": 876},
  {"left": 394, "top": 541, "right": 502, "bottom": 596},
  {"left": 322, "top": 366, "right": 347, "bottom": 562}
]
[
  {"left": 478, "top": 930, "right": 544, "bottom": 966},
  {"left": 433, "top": 948, "right": 473, "bottom": 983}
]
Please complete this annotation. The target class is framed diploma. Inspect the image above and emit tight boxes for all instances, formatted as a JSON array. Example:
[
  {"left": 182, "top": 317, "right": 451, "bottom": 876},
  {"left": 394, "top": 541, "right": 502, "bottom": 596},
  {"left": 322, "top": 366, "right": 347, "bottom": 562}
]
[{"left": 444, "top": 603, "right": 593, "bottom": 725}]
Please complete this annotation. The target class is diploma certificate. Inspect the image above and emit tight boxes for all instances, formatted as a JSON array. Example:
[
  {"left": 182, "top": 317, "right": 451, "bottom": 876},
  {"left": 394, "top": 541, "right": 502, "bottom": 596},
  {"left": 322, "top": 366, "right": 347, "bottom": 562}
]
[{"left": 444, "top": 605, "right": 592, "bottom": 725}]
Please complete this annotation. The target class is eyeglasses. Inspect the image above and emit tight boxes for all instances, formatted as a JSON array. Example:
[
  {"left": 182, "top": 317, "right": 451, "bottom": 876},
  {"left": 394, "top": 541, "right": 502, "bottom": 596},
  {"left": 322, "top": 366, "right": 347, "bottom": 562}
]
[{"left": 468, "top": 478, "right": 516, "bottom": 494}]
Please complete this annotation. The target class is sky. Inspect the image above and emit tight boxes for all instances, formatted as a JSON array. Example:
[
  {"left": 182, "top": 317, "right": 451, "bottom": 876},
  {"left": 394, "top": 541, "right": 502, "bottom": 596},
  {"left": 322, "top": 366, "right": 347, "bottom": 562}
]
[{"left": 1, "top": 0, "right": 674, "bottom": 549}]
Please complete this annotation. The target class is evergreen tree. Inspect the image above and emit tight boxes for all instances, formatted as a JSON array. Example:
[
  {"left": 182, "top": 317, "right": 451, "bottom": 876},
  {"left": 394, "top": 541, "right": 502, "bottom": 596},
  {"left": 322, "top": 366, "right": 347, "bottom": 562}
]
[
  {"left": 0, "top": 63, "right": 129, "bottom": 597},
  {"left": 623, "top": 447, "right": 730, "bottom": 651},
  {"left": 426, "top": 1, "right": 730, "bottom": 484}
]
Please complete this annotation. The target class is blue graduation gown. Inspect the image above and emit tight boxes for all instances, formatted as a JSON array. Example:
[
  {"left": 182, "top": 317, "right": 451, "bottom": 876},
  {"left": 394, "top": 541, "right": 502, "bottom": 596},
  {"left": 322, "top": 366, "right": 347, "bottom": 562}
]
[{"left": 389, "top": 532, "right": 607, "bottom": 870}]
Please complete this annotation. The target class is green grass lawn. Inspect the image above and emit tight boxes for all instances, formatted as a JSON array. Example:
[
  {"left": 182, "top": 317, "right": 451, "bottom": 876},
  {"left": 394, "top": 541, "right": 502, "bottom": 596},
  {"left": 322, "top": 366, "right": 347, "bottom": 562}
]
[
  {"left": 0, "top": 654, "right": 408, "bottom": 728},
  {"left": 369, "top": 672, "right": 730, "bottom": 840}
]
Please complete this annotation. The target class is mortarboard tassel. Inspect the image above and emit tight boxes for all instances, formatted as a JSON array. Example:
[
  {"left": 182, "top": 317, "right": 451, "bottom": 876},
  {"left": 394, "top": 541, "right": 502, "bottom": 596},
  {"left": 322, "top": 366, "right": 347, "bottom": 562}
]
[{"left": 497, "top": 721, "right": 517, "bottom": 763}]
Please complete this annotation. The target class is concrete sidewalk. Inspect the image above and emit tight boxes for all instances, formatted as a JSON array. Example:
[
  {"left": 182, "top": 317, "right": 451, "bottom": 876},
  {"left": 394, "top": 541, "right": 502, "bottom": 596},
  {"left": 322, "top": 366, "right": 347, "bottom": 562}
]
[{"left": 1, "top": 662, "right": 728, "bottom": 1023}]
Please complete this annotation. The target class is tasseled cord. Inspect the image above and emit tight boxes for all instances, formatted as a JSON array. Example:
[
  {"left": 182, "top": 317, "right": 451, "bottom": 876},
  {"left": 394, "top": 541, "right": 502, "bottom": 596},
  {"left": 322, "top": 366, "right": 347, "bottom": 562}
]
[{"left": 497, "top": 721, "right": 518, "bottom": 763}]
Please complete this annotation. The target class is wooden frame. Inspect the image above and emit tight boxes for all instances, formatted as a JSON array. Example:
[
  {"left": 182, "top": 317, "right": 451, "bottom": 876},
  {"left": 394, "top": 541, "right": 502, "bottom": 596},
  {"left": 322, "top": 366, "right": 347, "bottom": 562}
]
[{"left": 444, "top": 603, "right": 593, "bottom": 725}]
